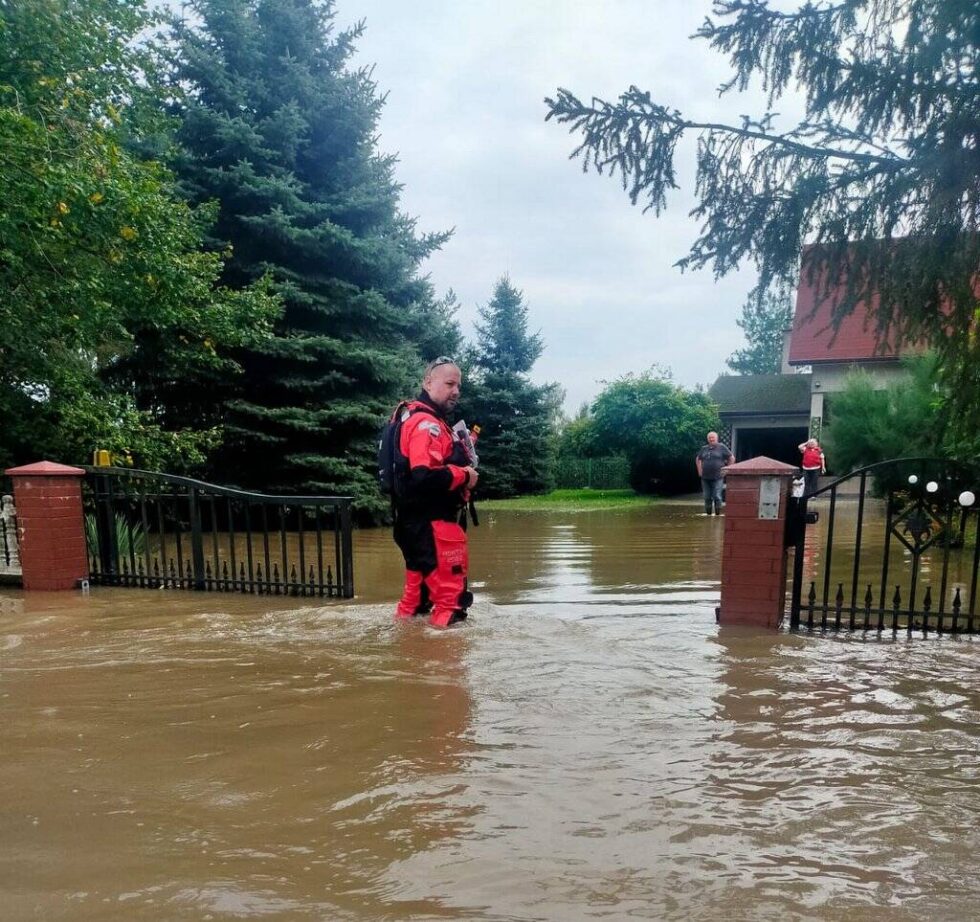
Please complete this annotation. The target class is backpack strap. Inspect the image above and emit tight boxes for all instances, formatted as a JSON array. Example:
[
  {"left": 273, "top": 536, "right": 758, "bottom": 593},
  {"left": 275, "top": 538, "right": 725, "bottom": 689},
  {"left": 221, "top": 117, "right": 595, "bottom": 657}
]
[{"left": 387, "top": 400, "right": 440, "bottom": 511}]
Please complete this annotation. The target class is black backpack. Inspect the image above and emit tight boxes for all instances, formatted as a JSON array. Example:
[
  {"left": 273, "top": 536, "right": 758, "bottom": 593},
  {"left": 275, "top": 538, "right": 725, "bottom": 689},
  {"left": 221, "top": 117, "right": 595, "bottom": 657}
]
[{"left": 377, "top": 401, "right": 422, "bottom": 498}]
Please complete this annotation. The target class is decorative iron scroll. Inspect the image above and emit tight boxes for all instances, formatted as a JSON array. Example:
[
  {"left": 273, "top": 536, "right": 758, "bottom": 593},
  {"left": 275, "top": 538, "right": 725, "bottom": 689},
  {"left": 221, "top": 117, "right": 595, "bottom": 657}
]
[{"left": 892, "top": 494, "right": 946, "bottom": 555}]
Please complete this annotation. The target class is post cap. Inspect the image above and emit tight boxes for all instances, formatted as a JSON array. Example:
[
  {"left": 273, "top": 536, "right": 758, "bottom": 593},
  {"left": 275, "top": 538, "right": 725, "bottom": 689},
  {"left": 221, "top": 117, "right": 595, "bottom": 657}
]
[
  {"left": 724, "top": 456, "right": 798, "bottom": 477},
  {"left": 5, "top": 460, "right": 86, "bottom": 477}
]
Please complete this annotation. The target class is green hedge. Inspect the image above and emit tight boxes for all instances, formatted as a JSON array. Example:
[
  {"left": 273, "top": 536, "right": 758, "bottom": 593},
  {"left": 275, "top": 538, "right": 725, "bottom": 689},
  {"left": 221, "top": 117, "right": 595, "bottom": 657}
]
[{"left": 553, "top": 456, "right": 630, "bottom": 490}]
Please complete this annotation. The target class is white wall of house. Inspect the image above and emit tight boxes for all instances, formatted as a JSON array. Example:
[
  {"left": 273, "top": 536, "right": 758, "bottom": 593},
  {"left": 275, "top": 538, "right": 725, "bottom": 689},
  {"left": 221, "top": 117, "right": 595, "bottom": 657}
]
[
  {"left": 780, "top": 330, "right": 794, "bottom": 374},
  {"left": 807, "top": 360, "right": 905, "bottom": 394},
  {"left": 798, "top": 360, "right": 906, "bottom": 440}
]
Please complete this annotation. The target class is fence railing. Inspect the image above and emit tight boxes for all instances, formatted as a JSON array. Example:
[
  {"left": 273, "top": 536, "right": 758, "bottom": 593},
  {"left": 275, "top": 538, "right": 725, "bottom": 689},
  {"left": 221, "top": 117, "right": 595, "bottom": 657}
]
[{"left": 83, "top": 467, "right": 354, "bottom": 597}]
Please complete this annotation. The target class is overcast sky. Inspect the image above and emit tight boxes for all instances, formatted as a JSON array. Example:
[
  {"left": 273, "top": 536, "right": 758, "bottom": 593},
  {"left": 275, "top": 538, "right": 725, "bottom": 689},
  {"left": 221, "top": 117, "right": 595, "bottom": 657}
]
[{"left": 338, "top": 1, "right": 794, "bottom": 411}]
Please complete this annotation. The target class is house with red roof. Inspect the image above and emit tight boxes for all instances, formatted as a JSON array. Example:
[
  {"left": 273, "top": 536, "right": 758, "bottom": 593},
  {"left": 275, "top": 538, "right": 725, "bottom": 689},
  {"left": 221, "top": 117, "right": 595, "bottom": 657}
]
[{"left": 710, "top": 251, "right": 916, "bottom": 468}]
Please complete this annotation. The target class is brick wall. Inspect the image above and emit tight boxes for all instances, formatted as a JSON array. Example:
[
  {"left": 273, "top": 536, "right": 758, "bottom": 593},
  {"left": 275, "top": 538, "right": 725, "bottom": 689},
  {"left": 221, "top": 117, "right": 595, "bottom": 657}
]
[
  {"left": 5, "top": 462, "right": 88, "bottom": 591},
  {"left": 718, "top": 458, "right": 796, "bottom": 629}
]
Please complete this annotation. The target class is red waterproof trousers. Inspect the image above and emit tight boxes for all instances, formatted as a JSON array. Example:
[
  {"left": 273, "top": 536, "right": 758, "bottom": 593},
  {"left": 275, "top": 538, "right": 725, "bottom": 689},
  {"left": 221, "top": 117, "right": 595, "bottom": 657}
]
[{"left": 395, "top": 519, "right": 470, "bottom": 627}]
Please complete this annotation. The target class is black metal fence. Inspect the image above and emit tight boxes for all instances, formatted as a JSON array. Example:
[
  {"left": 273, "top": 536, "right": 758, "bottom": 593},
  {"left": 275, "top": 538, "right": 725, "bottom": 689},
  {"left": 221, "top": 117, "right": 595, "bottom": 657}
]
[
  {"left": 83, "top": 467, "right": 354, "bottom": 597},
  {"left": 789, "top": 458, "right": 980, "bottom": 635}
]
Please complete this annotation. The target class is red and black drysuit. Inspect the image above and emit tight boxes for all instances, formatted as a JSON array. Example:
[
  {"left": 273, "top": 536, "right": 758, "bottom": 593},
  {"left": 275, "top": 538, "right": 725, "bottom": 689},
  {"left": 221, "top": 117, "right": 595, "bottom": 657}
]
[{"left": 392, "top": 392, "right": 474, "bottom": 627}]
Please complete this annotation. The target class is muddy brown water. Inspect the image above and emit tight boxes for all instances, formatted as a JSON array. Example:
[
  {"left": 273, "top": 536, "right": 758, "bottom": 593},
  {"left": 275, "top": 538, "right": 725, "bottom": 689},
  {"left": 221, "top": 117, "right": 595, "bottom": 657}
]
[{"left": 2, "top": 500, "right": 979, "bottom": 921}]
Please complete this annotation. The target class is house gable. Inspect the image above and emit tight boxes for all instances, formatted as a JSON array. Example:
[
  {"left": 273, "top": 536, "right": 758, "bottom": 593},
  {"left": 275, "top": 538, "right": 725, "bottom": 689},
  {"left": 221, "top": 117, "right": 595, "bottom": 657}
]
[{"left": 788, "top": 247, "right": 910, "bottom": 366}]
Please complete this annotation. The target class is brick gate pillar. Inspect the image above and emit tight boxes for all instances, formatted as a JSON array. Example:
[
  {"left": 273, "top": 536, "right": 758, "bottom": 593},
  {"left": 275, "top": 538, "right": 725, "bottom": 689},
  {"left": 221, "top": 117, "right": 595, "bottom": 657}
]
[
  {"left": 718, "top": 456, "right": 798, "bottom": 629},
  {"left": 5, "top": 461, "right": 88, "bottom": 591}
]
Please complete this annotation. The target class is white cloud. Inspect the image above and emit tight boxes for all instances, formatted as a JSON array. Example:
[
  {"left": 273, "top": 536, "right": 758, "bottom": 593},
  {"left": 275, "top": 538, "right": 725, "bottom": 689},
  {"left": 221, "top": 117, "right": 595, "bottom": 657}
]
[{"left": 342, "top": 0, "right": 803, "bottom": 411}]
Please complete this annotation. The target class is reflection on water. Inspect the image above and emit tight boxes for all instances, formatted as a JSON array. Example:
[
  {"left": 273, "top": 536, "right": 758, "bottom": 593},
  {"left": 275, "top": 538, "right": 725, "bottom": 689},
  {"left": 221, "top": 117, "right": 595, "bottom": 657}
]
[{"left": 1, "top": 500, "right": 978, "bottom": 920}]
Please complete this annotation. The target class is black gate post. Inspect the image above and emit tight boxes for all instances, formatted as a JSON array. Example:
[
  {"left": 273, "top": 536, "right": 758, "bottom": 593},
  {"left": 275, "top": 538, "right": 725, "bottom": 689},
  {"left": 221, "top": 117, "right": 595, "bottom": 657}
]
[
  {"left": 789, "top": 497, "right": 807, "bottom": 629},
  {"left": 93, "top": 472, "right": 118, "bottom": 582},
  {"left": 188, "top": 486, "right": 206, "bottom": 591},
  {"left": 340, "top": 501, "right": 354, "bottom": 598}
]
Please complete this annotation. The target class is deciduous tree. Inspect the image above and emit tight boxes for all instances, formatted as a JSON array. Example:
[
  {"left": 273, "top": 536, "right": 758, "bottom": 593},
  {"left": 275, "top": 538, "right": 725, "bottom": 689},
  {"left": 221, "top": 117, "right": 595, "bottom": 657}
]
[
  {"left": 0, "top": 0, "right": 277, "bottom": 470},
  {"left": 589, "top": 370, "right": 719, "bottom": 494}
]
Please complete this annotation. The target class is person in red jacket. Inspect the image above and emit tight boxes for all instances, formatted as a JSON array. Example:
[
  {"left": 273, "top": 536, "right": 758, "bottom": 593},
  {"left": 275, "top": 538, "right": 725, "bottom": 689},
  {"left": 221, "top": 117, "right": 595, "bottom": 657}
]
[
  {"left": 798, "top": 438, "right": 827, "bottom": 496},
  {"left": 392, "top": 357, "right": 478, "bottom": 628}
]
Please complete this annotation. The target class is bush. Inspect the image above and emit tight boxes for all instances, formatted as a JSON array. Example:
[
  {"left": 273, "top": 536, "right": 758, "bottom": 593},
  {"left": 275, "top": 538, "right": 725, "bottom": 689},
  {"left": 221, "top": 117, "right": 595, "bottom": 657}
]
[
  {"left": 552, "top": 456, "right": 630, "bottom": 489},
  {"left": 590, "top": 369, "right": 720, "bottom": 494}
]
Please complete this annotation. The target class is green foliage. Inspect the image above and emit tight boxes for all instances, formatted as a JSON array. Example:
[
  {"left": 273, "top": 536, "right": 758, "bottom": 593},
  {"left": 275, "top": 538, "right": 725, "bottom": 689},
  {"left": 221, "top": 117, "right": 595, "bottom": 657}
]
[
  {"left": 481, "top": 488, "right": 654, "bottom": 512},
  {"left": 727, "top": 287, "right": 793, "bottom": 375},
  {"left": 556, "top": 402, "right": 600, "bottom": 459},
  {"left": 415, "top": 289, "right": 465, "bottom": 367},
  {"left": 170, "top": 0, "right": 457, "bottom": 518},
  {"left": 824, "top": 354, "right": 946, "bottom": 474},
  {"left": 460, "top": 277, "right": 561, "bottom": 498},
  {"left": 0, "top": 0, "right": 278, "bottom": 471},
  {"left": 546, "top": 1, "right": 980, "bottom": 429},
  {"left": 84, "top": 512, "right": 148, "bottom": 560},
  {"left": 552, "top": 457, "right": 630, "bottom": 490},
  {"left": 473, "top": 276, "right": 543, "bottom": 375},
  {"left": 557, "top": 416, "right": 600, "bottom": 460},
  {"left": 588, "top": 369, "right": 720, "bottom": 494}
]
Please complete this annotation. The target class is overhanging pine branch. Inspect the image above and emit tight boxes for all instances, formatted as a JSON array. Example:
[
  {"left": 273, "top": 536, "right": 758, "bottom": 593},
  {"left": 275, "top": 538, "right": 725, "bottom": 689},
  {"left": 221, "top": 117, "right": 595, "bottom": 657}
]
[{"left": 546, "top": 88, "right": 907, "bottom": 169}]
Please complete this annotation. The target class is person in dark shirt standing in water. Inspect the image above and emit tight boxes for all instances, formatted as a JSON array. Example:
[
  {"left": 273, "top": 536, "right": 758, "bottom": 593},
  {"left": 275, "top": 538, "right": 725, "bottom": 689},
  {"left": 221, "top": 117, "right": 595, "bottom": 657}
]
[{"left": 695, "top": 431, "right": 734, "bottom": 515}]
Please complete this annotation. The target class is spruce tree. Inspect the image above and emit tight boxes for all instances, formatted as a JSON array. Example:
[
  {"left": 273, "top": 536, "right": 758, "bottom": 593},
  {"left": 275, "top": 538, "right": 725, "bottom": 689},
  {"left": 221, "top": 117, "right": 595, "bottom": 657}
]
[
  {"left": 461, "top": 277, "right": 561, "bottom": 498},
  {"left": 170, "top": 0, "right": 454, "bottom": 514},
  {"left": 726, "top": 288, "right": 793, "bottom": 375}
]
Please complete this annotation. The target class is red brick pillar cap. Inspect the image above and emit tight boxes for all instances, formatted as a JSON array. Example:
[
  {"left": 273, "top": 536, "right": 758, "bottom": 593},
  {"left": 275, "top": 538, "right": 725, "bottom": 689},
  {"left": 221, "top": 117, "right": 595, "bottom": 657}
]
[
  {"left": 724, "top": 456, "right": 798, "bottom": 477},
  {"left": 5, "top": 460, "right": 86, "bottom": 477}
]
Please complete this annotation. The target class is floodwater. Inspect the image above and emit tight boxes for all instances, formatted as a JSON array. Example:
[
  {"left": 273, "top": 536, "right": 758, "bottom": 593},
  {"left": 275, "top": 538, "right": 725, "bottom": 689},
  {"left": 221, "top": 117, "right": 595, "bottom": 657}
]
[{"left": 1, "top": 501, "right": 979, "bottom": 921}]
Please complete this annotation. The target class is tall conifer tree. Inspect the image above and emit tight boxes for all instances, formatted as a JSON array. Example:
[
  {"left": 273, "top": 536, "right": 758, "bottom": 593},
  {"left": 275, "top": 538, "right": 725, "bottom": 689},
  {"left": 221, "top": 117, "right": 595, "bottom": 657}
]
[
  {"left": 170, "top": 0, "right": 454, "bottom": 513},
  {"left": 461, "top": 277, "right": 561, "bottom": 498},
  {"left": 726, "top": 288, "right": 793, "bottom": 375}
]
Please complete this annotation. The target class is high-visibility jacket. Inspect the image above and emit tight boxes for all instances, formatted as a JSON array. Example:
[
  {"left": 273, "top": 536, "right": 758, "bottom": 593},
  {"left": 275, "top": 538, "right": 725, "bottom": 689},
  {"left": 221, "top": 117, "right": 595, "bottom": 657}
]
[{"left": 397, "top": 396, "right": 470, "bottom": 521}]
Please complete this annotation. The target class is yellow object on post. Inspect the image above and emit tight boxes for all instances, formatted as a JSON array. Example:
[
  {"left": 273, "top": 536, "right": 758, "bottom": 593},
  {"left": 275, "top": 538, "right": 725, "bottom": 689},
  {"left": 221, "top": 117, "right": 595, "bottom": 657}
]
[{"left": 92, "top": 449, "right": 112, "bottom": 467}]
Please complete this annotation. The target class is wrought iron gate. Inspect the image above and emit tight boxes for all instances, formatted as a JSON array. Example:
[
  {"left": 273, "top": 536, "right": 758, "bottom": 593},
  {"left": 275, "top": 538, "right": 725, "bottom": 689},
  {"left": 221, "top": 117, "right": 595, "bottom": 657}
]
[
  {"left": 83, "top": 467, "right": 354, "bottom": 597},
  {"left": 789, "top": 458, "right": 980, "bottom": 635}
]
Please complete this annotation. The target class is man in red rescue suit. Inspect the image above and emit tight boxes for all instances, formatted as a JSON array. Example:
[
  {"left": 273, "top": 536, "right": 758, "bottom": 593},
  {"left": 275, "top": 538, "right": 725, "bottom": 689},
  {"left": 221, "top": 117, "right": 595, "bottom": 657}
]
[{"left": 393, "top": 357, "right": 478, "bottom": 628}]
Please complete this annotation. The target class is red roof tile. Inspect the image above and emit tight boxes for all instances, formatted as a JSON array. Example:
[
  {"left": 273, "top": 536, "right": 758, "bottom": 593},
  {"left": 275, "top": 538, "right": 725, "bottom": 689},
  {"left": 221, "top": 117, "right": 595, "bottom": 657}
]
[
  {"left": 5, "top": 460, "right": 86, "bottom": 476},
  {"left": 788, "top": 250, "right": 908, "bottom": 364},
  {"left": 725, "top": 456, "right": 799, "bottom": 476}
]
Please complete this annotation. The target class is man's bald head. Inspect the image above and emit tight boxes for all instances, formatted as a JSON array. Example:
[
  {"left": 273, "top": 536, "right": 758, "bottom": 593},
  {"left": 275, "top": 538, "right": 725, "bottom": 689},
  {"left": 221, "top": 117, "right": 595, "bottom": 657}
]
[{"left": 423, "top": 358, "right": 462, "bottom": 414}]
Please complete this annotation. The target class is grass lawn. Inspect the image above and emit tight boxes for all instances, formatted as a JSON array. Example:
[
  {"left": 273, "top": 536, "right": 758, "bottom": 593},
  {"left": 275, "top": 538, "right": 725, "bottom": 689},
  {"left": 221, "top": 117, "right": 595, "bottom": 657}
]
[{"left": 479, "top": 488, "right": 660, "bottom": 512}]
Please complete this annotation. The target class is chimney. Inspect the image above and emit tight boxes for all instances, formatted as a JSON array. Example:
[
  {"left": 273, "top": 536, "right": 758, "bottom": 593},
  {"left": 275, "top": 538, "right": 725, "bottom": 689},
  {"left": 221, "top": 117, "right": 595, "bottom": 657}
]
[{"left": 780, "top": 328, "right": 793, "bottom": 374}]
